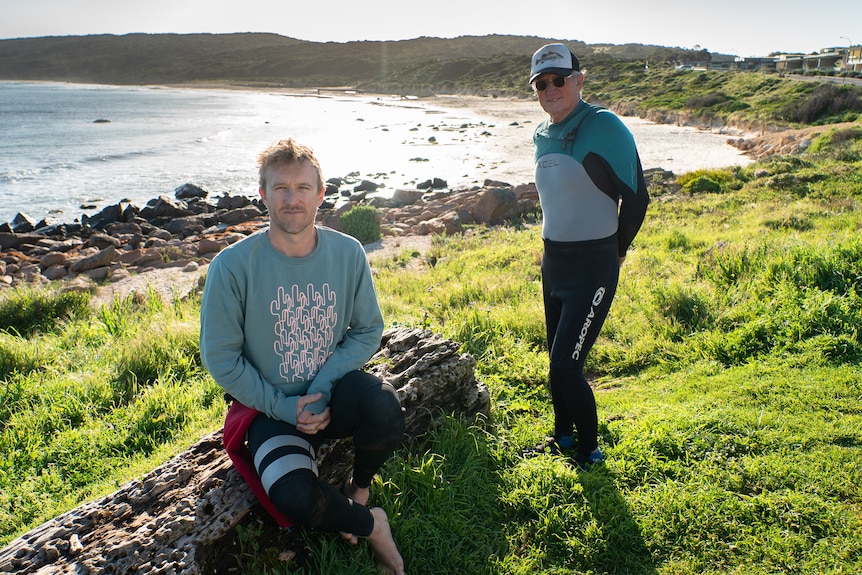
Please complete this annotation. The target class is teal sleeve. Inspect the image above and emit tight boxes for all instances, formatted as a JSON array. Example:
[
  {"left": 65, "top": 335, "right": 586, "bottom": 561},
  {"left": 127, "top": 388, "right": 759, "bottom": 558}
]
[
  {"left": 301, "top": 252, "right": 384, "bottom": 414},
  {"left": 591, "top": 110, "right": 640, "bottom": 194},
  {"left": 200, "top": 255, "right": 300, "bottom": 425}
]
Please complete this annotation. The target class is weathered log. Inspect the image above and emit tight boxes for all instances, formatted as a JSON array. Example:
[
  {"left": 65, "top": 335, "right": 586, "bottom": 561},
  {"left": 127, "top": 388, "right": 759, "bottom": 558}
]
[{"left": 0, "top": 327, "right": 489, "bottom": 575}]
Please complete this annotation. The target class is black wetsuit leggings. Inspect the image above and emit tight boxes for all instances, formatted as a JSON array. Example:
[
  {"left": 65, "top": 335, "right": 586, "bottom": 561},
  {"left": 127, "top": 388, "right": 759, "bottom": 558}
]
[
  {"left": 542, "top": 234, "right": 619, "bottom": 458},
  {"left": 246, "top": 370, "right": 404, "bottom": 536}
]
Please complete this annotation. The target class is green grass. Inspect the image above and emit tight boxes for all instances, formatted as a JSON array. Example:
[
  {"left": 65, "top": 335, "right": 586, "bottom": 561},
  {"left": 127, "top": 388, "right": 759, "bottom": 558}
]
[
  {"left": 2, "top": 134, "right": 862, "bottom": 574},
  {"left": 582, "top": 61, "right": 862, "bottom": 127}
]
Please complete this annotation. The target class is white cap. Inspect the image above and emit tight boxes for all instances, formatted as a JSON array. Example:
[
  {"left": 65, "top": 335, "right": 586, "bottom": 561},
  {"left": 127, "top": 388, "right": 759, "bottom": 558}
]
[{"left": 530, "top": 43, "right": 580, "bottom": 83}]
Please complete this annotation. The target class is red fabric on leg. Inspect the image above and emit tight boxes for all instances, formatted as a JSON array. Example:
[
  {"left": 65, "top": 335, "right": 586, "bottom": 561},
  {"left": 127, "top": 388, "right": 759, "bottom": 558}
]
[{"left": 222, "top": 401, "right": 293, "bottom": 528}]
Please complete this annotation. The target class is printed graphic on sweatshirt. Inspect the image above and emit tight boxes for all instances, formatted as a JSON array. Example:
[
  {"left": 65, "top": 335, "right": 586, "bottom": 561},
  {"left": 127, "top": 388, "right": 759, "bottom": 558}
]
[{"left": 270, "top": 284, "right": 337, "bottom": 382}]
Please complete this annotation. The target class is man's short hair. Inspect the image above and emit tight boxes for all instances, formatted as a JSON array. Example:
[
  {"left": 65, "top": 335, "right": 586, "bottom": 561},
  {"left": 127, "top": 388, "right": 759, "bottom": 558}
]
[{"left": 257, "top": 138, "right": 324, "bottom": 191}]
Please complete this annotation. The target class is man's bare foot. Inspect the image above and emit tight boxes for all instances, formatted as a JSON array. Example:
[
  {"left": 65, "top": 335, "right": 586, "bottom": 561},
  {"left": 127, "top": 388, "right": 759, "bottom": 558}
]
[
  {"left": 338, "top": 476, "right": 370, "bottom": 545},
  {"left": 342, "top": 476, "right": 370, "bottom": 506},
  {"left": 368, "top": 507, "right": 404, "bottom": 575}
]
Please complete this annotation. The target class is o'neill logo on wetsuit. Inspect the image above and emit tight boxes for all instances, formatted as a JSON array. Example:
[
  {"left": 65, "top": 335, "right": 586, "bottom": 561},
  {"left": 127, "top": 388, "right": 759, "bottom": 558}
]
[{"left": 572, "top": 287, "right": 606, "bottom": 360}]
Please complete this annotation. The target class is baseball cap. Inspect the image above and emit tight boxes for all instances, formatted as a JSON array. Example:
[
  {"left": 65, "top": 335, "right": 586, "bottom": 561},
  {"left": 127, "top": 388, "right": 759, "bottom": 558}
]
[{"left": 530, "top": 43, "right": 581, "bottom": 83}]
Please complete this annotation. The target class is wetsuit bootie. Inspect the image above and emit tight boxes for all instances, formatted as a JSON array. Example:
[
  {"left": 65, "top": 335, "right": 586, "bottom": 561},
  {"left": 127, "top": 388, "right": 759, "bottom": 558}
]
[
  {"left": 572, "top": 448, "right": 604, "bottom": 470},
  {"left": 522, "top": 435, "right": 574, "bottom": 457}
]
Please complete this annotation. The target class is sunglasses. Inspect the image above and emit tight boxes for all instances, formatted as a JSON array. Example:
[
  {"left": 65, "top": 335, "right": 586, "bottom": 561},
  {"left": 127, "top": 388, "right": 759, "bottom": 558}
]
[{"left": 533, "top": 75, "right": 572, "bottom": 92}]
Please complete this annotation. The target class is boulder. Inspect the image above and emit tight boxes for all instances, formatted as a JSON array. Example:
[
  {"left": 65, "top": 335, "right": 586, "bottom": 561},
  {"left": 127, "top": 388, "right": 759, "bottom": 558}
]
[
  {"left": 175, "top": 183, "right": 209, "bottom": 200},
  {"left": 10, "top": 213, "right": 36, "bottom": 233},
  {"left": 81, "top": 202, "right": 139, "bottom": 230},
  {"left": 139, "top": 196, "right": 193, "bottom": 220},
  {"left": 0, "top": 233, "right": 44, "bottom": 251},
  {"left": 472, "top": 187, "right": 518, "bottom": 225},
  {"left": 68, "top": 246, "right": 117, "bottom": 274},
  {"left": 218, "top": 206, "right": 264, "bottom": 226},
  {"left": 391, "top": 188, "right": 425, "bottom": 206}
]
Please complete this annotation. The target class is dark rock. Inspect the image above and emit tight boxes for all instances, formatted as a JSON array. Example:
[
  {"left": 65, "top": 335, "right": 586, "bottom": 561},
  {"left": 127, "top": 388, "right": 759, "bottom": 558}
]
[
  {"left": 81, "top": 201, "right": 139, "bottom": 231},
  {"left": 34, "top": 217, "right": 60, "bottom": 231},
  {"left": 148, "top": 228, "right": 173, "bottom": 241},
  {"left": 106, "top": 222, "right": 143, "bottom": 236},
  {"left": 42, "top": 265, "right": 68, "bottom": 281},
  {"left": 0, "top": 232, "right": 44, "bottom": 251},
  {"left": 86, "top": 233, "right": 122, "bottom": 250},
  {"left": 472, "top": 187, "right": 518, "bottom": 225},
  {"left": 0, "top": 180, "right": 541, "bottom": 290},
  {"left": 354, "top": 180, "right": 381, "bottom": 193},
  {"left": 175, "top": 183, "right": 209, "bottom": 200},
  {"left": 163, "top": 214, "right": 218, "bottom": 237},
  {"left": 139, "top": 196, "right": 193, "bottom": 220},
  {"left": 11, "top": 213, "right": 36, "bottom": 233},
  {"left": 33, "top": 223, "right": 68, "bottom": 238},
  {"left": 116, "top": 248, "right": 163, "bottom": 268},
  {"left": 417, "top": 178, "right": 448, "bottom": 190},
  {"left": 47, "top": 238, "right": 84, "bottom": 253},
  {"left": 69, "top": 246, "right": 117, "bottom": 274},
  {"left": 39, "top": 252, "right": 66, "bottom": 269},
  {"left": 215, "top": 194, "right": 254, "bottom": 210},
  {"left": 198, "top": 237, "right": 229, "bottom": 256},
  {"left": 391, "top": 189, "right": 425, "bottom": 206},
  {"left": 219, "top": 206, "right": 265, "bottom": 226}
]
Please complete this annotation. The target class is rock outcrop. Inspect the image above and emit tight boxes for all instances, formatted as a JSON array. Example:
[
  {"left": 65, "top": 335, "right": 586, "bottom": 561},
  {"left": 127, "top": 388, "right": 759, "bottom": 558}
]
[
  {"left": 0, "top": 180, "right": 538, "bottom": 291},
  {"left": 0, "top": 328, "right": 490, "bottom": 575}
]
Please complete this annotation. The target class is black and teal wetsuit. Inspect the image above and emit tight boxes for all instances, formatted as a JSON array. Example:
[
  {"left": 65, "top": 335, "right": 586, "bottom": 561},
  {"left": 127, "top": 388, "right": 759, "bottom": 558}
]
[{"left": 534, "top": 99, "right": 649, "bottom": 459}]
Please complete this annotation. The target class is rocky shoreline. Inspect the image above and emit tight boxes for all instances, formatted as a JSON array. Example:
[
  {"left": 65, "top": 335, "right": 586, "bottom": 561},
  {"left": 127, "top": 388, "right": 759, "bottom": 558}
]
[{"left": 0, "top": 177, "right": 542, "bottom": 296}]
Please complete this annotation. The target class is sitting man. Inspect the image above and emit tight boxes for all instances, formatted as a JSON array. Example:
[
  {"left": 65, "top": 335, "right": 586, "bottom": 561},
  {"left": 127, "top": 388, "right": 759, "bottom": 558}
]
[{"left": 200, "top": 138, "right": 405, "bottom": 574}]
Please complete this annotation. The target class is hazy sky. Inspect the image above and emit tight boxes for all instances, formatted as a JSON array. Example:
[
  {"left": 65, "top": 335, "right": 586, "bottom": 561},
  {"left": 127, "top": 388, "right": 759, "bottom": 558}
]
[{"left": 1, "top": 0, "right": 859, "bottom": 58}]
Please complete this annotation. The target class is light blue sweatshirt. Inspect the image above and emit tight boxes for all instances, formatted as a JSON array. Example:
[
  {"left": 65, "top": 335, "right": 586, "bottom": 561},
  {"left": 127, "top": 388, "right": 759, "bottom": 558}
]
[{"left": 199, "top": 226, "right": 384, "bottom": 425}]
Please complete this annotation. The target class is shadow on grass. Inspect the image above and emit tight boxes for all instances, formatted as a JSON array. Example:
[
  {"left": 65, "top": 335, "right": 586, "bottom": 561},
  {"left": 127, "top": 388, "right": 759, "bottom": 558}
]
[{"left": 578, "top": 463, "right": 656, "bottom": 575}]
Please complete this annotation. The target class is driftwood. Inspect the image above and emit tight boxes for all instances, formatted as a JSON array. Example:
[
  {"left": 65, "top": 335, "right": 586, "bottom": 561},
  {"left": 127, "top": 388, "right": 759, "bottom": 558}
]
[{"left": 0, "top": 327, "right": 489, "bottom": 575}]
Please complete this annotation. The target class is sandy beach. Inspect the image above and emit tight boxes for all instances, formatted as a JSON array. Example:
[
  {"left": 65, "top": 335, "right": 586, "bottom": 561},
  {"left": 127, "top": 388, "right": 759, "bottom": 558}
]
[{"left": 220, "top": 86, "right": 756, "bottom": 188}]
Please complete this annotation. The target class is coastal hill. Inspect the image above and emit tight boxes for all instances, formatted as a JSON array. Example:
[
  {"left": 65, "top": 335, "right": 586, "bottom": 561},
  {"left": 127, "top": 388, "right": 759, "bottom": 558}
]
[{"left": 0, "top": 32, "right": 707, "bottom": 95}]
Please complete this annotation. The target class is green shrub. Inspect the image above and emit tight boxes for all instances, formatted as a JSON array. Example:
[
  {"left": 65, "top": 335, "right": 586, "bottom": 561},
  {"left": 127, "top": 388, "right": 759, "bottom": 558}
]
[
  {"left": 0, "top": 289, "right": 91, "bottom": 337},
  {"left": 686, "top": 91, "right": 728, "bottom": 109},
  {"left": 779, "top": 84, "right": 862, "bottom": 124},
  {"left": 340, "top": 205, "right": 381, "bottom": 244},
  {"left": 807, "top": 126, "right": 862, "bottom": 155},
  {"left": 683, "top": 176, "right": 722, "bottom": 194}
]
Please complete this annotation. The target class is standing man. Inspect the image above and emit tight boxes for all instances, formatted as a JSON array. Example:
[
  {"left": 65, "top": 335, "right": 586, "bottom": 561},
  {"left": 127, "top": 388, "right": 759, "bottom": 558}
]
[
  {"left": 526, "top": 43, "right": 649, "bottom": 468},
  {"left": 200, "top": 138, "right": 405, "bottom": 574}
]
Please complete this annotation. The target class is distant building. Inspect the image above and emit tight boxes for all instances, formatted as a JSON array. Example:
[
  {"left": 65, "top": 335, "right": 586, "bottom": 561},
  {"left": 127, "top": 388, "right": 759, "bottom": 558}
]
[
  {"left": 684, "top": 45, "right": 859, "bottom": 74},
  {"left": 774, "top": 53, "right": 805, "bottom": 72},
  {"left": 847, "top": 46, "right": 862, "bottom": 72},
  {"left": 732, "top": 57, "right": 777, "bottom": 72},
  {"left": 803, "top": 48, "right": 845, "bottom": 71}
]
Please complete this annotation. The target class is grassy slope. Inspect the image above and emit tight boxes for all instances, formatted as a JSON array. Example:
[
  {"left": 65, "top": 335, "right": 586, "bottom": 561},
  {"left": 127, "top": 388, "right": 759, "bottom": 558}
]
[{"left": 1, "top": 128, "right": 861, "bottom": 573}]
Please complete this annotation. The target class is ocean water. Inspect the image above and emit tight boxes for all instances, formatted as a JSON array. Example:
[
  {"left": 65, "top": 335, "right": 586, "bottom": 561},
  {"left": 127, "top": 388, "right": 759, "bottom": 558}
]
[{"left": 0, "top": 82, "right": 751, "bottom": 226}]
